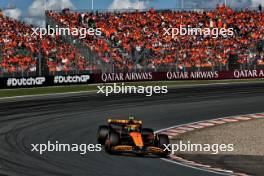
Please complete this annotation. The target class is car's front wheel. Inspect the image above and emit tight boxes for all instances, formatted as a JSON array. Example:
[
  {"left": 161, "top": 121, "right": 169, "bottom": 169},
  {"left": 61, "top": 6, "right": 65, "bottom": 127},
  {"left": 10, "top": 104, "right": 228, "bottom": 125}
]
[
  {"left": 97, "top": 125, "right": 110, "bottom": 145},
  {"left": 155, "top": 134, "right": 170, "bottom": 157}
]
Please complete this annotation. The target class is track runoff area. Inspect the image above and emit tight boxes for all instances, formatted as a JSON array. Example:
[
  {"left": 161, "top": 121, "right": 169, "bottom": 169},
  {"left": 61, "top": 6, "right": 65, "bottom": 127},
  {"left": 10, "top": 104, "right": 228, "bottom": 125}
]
[{"left": 157, "top": 112, "right": 264, "bottom": 176}]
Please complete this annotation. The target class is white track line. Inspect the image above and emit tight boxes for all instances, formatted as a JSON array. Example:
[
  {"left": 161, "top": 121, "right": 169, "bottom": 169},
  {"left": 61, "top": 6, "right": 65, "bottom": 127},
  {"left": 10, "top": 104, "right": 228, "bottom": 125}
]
[
  {"left": 161, "top": 158, "right": 230, "bottom": 176},
  {"left": 0, "top": 90, "right": 97, "bottom": 100}
]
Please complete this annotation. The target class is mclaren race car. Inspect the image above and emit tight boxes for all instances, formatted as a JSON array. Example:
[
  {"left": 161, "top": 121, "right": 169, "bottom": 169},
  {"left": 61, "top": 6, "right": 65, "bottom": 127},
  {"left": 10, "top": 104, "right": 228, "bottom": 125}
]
[{"left": 97, "top": 117, "right": 170, "bottom": 157}]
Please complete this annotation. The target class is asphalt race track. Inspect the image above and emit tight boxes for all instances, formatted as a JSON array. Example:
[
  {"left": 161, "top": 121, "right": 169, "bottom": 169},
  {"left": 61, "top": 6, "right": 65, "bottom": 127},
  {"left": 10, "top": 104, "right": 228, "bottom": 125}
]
[{"left": 0, "top": 83, "right": 264, "bottom": 176}]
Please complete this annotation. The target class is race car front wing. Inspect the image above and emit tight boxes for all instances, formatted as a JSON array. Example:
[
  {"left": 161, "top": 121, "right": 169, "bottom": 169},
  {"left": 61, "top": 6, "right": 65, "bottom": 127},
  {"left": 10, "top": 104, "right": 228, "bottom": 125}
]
[{"left": 110, "top": 145, "right": 167, "bottom": 156}]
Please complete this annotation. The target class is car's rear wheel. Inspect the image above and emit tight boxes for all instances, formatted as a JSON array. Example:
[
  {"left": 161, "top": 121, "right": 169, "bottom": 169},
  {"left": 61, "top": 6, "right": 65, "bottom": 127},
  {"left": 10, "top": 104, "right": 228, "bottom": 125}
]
[
  {"left": 97, "top": 125, "right": 109, "bottom": 145},
  {"left": 105, "top": 132, "right": 120, "bottom": 154},
  {"left": 142, "top": 128, "right": 154, "bottom": 145}
]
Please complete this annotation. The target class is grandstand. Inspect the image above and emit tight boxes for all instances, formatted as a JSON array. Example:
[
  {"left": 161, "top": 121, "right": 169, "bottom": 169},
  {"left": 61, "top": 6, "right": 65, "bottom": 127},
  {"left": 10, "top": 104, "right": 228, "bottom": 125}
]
[
  {"left": 0, "top": 5, "right": 264, "bottom": 77},
  {"left": 0, "top": 12, "right": 92, "bottom": 77}
]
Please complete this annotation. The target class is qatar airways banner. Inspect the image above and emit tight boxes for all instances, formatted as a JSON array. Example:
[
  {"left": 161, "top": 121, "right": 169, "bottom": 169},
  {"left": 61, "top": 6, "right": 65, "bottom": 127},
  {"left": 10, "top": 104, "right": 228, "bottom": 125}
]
[
  {"left": 166, "top": 70, "right": 264, "bottom": 80},
  {"left": 94, "top": 70, "right": 264, "bottom": 83}
]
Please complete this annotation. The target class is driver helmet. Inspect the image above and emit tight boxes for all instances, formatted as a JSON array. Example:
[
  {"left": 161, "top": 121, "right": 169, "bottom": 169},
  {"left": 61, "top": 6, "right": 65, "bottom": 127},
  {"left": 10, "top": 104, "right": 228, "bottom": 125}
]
[{"left": 128, "top": 116, "right": 135, "bottom": 121}]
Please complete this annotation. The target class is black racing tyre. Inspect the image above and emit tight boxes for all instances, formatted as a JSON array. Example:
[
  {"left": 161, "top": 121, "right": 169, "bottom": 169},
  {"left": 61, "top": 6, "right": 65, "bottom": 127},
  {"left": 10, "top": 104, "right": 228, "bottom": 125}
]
[
  {"left": 97, "top": 125, "right": 109, "bottom": 145},
  {"left": 105, "top": 132, "right": 120, "bottom": 154},
  {"left": 142, "top": 128, "right": 154, "bottom": 144},
  {"left": 155, "top": 134, "right": 169, "bottom": 148},
  {"left": 155, "top": 134, "right": 170, "bottom": 157}
]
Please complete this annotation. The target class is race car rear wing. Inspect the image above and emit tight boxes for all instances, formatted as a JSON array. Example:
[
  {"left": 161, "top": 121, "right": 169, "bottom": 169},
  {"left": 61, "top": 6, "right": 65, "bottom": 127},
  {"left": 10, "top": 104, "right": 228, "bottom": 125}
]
[{"left": 107, "top": 119, "right": 142, "bottom": 125}]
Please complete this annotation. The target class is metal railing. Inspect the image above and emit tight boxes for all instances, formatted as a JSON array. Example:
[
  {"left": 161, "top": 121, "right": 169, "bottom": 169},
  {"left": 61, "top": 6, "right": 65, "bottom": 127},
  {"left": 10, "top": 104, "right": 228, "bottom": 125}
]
[
  {"left": 46, "top": 14, "right": 112, "bottom": 72},
  {"left": 50, "top": 6, "right": 261, "bottom": 14}
]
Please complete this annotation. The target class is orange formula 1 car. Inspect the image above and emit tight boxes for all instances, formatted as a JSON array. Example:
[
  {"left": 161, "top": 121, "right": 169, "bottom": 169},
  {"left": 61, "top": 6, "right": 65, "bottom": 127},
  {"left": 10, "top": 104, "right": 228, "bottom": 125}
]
[{"left": 97, "top": 117, "right": 170, "bottom": 157}]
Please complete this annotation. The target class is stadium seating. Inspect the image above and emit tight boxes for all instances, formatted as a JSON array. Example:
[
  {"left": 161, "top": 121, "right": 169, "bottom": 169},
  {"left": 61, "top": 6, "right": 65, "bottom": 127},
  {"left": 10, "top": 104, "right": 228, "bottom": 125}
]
[
  {"left": 0, "top": 14, "right": 38, "bottom": 75},
  {"left": 47, "top": 5, "right": 264, "bottom": 71},
  {"left": 0, "top": 5, "right": 263, "bottom": 75},
  {"left": 0, "top": 14, "right": 90, "bottom": 76}
]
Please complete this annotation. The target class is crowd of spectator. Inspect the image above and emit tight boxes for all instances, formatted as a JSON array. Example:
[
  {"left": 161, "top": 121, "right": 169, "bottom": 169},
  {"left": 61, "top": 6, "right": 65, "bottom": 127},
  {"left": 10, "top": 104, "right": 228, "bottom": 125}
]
[
  {"left": 0, "top": 13, "right": 38, "bottom": 74},
  {"left": 47, "top": 5, "right": 264, "bottom": 71},
  {"left": 47, "top": 11, "right": 134, "bottom": 71},
  {"left": 41, "top": 37, "right": 90, "bottom": 74},
  {"left": 0, "top": 5, "right": 263, "bottom": 75},
  {"left": 0, "top": 12, "right": 90, "bottom": 76}
]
